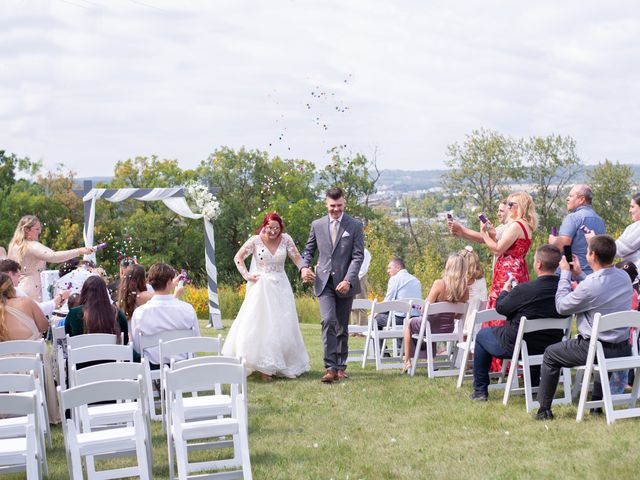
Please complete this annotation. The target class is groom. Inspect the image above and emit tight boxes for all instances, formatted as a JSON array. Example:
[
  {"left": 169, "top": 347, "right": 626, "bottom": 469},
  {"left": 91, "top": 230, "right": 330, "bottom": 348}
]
[{"left": 301, "top": 186, "right": 365, "bottom": 383}]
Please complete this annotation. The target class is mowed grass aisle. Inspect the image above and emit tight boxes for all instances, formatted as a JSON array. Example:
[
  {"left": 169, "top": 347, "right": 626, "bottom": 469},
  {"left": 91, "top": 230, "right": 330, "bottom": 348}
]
[{"left": 12, "top": 319, "right": 637, "bottom": 479}]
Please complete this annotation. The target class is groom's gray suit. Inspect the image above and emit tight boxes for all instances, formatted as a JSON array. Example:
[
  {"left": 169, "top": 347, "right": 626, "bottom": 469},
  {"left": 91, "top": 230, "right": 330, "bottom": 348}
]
[{"left": 301, "top": 213, "right": 364, "bottom": 371}]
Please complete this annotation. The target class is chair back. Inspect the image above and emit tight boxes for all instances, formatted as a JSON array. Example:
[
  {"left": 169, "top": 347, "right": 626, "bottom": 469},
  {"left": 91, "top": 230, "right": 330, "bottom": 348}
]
[
  {"left": 592, "top": 310, "right": 640, "bottom": 334},
  {"left": 72, "top": 361, "right": 145, "bottom": 386},
  {"left": 0, "top": 392, "right": 37, "bottom": 417},
  {"left": 0, "top": 373, "right": 36, "bottom": 393},
  {"left": 58, "top": 378, "right": 143, "bottom": 411},
  {"left": 159, "top": 335, "right": 222, "bottom": 365},
  {"left": 351, "top": 299, "right": 373, "bottom": 310},
  {"left": 138, "top": 328, "right": 197, "bottom": 353},
  {"left": 371, "top": 300, "right": 412, "bottom": 316},
  {"left": 468, "top": 308, "right": 505, "bottom": 327},
  {"left": 0, "top": 339, "right": 45, "bottom": 356},
  {"left": 165, "top": 362, "right": 244, "bottom": 394},
  {"left": 66, "top": 333, "right": 120, "bottom": 350},
  {"left": 0, "top": 356, "right": 43, "bottom": 378},
  {"left": 425, "top": 301, "right": 468, "bottom": 317},
  {"left": 520, "top": 316, "right": 573, "bottom": 335},
  {"left": 68, "top": 343, "right": 133, "bottom": 366},
  {"left": 170, "top": 355, "right": 242, "bottom": 371}
]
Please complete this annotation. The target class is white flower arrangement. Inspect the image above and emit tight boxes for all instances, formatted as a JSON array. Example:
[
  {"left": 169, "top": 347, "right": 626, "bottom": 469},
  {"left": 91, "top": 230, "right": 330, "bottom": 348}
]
[{"left": 184, "top": 182, "right": 221, "bottom": 221}]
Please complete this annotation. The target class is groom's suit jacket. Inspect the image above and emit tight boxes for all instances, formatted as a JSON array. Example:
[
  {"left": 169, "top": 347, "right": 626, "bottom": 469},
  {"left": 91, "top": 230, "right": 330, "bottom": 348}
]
[{"left": 301, "top": 213, "right": 364, "bottom": 298}]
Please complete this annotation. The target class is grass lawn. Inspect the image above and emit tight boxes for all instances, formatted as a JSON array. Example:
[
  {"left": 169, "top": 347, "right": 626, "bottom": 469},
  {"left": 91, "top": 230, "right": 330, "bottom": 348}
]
[{"left": 10, "top": 318, "right": 637, "bottom": 479}]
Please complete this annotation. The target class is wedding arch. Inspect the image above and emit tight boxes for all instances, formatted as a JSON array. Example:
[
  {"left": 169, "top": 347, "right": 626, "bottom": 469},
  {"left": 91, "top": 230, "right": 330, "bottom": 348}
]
[{"left": 73, "top": 180, "right": 222, "bottom": 329}]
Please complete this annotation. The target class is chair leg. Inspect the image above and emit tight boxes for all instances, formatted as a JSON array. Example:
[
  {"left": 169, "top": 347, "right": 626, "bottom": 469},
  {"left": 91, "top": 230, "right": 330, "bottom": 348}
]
[
  {"left": 576, "top": 366, "right": 593, "bottom": 422},
  {"left": 456, "top": 346, "right": 469, "bottom": 389},
  {"left": 135, "top": 415, "right": 151, "bottom": 480}
]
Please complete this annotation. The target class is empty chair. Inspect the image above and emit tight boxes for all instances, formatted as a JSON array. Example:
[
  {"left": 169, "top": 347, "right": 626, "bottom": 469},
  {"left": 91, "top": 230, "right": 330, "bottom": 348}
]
[
  {"left": 0, "top": 392, "right": 41, "bottom": 479},
  {"left": 57, "top": 378, "right": 152, "bottom": 480},
  {"left": 138, "top": 328, "right": 197, "bottom": 421},
  {"left": 409, "top": 301, "right": 469, "bottom": 377},
  {"left": 502, "top": 316, "right": 573, "bottom": 412},
  {"left": 0, "top": 373, "right": 47, "bottom": 478},
  {"left": 456, "top": 308, "right": 507, "bottom": 389},
  {"left": 362, "top": 300, "right": 412, "bottom": 370},
  {"left": 67, "top": 343, "right": 134, "bottom": 387},
  {"left": 577, "top": 311, "right": 640, "bottom": 424},
  {"left": 58, "top": 333, "right": 121, "bottom": 391},
  {"left": 165, "top": 362, "right": 251, "bottom": 480}
]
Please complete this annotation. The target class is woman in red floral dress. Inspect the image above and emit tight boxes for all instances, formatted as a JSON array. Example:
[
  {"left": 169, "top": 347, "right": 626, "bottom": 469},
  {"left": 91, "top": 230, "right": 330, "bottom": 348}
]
[{"left": 480, "top": 191, "right": 537, "bottom": 370}]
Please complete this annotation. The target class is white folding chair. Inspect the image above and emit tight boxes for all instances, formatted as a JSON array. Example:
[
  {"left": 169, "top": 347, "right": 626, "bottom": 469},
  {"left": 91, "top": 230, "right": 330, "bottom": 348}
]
[
  {"left": 576, "top": 311, "right": 640, "bottom": 424},
  {"left": 59, "top": 333, "right": 121, "bottom": 391},
  {"left": 502, "top": 316, "right": 573, "bottom": 412},
  {"left": 58, "top": 378, "right": 152, "bottom": 480},
  {"left": 362, "top": 300, "right": 412, "bottom": 370},
  {"left": 0, "top": 392, "right": 41, "bottom": 479},
  {"left": 67, "top": 344, "right": 134, "bottom": 387},
  {"left": 0, "top": 373, "right": 47, "bottom": 478},
  {"left": 409, "top": 301, "right": 469, "bottom": 377},
  {"left": 456, "top": 309, "right": 508, "bottom": 389},
  {"left": 138, "top": 328, "right": 197, "bottom": 421},
  {"left": 347, "top": 299, "right": 373, "bottom": 364},
  {"left": 0, "top": 357, "right": 51, "bottom": 448},
  {"left": 52, "top": 326, "right": 67, "bottom": 389},
  {"left": 165, "top": 362, "right": 252, "bottom": 480},
  {"left": 158, "top": 335, "right": 223, "bottom": 429}
]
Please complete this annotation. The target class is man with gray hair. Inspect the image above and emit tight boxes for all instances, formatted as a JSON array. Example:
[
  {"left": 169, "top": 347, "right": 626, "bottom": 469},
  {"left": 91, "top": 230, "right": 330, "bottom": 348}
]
[{"left": 549, "top": 184, "right": 605, "bottom": 275}]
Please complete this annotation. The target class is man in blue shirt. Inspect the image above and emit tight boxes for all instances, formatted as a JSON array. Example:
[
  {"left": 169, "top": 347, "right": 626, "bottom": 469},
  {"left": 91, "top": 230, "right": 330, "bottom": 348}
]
[
  {"left": 549, "top": 184, "right": 605, "bottom": 275},
  {"left": 375, "top": 257, "right": 422, "bottom": 329},
  {"left": 535, "top": 235, "right": 632, "bottom": 420}
]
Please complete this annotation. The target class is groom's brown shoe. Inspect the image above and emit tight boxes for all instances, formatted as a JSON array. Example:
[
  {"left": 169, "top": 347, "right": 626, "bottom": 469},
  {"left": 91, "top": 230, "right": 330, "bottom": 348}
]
[
  {"left": 336, "top": 370, "right": 349, "bottom": 380},
  {"left": 321, "top": 369, "right": 337, "bottom": 383}
]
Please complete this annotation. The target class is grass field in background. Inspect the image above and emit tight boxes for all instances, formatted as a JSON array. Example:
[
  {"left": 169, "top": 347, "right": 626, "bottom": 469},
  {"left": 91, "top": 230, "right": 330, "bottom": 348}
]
[{"left": 7, "top": 318, "right": 637, "bottom": 479}]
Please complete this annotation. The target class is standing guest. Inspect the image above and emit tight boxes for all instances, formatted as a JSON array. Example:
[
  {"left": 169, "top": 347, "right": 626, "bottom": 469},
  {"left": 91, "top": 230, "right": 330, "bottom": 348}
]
[
  {"left": 549, "top": 184, "right": 605, "bottom": 275},
  {"left": 0, "top": 259, "right": 69, "bottom": 316},
  {"left": 586, "top": 192, "right": 640, "bottom": 271},
  {"left": 8, "top": 215, "right": 93, "bottom": 301},
  {"left": 535, "top": 235, "right": 632, "bottom": 420},
  {"left": 402, "top": 252, "right": 469, "bottom": 373},
  {"left": 300, "top": 187, "right": 365, "bottom": 383},
  {"left": 116, "top": 264, "right": 153, "bottom": 329},
  {"left": 222, "top": 212, "right": 310, "bottom": 380},
  {"left": 64, "top": 276, "right": 129, "bottom": 343},
  {"left": 351, "top": 248, "right": 372, "bottom": 326},
  {"left": 0, "top": 272, "right": 60, "bottom": 422},
  {"left": 131, "top": 263, "right": 199, "bottom": 368},
  {"left": 459, "top": 247, "right": 488, "bottom": 336},
  {"left": 469, "top": 245, "right": 566, "bottom": 401}
]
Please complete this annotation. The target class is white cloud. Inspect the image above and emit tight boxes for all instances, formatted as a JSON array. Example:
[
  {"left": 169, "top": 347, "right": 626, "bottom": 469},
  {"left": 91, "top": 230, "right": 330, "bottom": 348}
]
[{"left": 2, "top": 0, "right": 640, "bottom": 175}]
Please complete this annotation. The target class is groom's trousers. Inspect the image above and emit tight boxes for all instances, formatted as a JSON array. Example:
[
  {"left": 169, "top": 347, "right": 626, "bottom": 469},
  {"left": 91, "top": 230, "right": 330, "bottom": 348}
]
[{"left": 318, "top": 277, "right": 354, "bottom": 371}]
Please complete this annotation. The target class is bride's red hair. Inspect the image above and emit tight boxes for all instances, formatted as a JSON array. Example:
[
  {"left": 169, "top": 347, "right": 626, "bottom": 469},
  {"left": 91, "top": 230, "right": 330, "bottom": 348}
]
[{"left": 257, "top": 212, "right": 284, "bottom": 237}]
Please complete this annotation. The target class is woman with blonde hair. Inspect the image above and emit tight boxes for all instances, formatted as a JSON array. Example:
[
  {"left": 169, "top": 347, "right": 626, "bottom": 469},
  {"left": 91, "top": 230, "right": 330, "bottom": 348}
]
[
  {"left": 459, "top": 246, "right": 488, "bottom": 335},
  {"left": 402, "top": 252, "right": 470, "bottom": 372},
  {"left": 8, "top": 215, "right": 93, "bottom": 301}
]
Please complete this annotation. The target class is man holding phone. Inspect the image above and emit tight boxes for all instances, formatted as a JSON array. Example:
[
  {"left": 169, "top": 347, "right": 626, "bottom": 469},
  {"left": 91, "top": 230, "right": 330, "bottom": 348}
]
[{"left": 549, "top": 184, "right": 605, "bottom": 275}]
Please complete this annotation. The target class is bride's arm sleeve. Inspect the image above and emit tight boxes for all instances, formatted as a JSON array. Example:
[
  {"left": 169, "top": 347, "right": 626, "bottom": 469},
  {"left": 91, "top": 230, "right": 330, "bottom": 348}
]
[
  {"left": 234, "top": 237, "right": 255, "bottom": 281},
  {"left": 285, "top": 234, "right": 304, "bottom": 270}
]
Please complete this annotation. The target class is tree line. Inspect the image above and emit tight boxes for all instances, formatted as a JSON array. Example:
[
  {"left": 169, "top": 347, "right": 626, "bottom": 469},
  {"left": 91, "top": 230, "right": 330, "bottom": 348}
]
[{"left": 0, "top": 129, "right": 636, "bottom": 298}]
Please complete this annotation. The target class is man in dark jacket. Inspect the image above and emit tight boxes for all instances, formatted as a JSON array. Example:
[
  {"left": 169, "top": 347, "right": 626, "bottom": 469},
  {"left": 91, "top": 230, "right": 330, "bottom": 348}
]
[{"left": 470, "top": 244, "right": 566, "bottom": 401}]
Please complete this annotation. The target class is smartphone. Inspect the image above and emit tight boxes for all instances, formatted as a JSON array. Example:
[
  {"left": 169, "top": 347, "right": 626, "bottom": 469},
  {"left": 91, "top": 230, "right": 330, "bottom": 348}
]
[
  {"left": 551, "top": 227, "right": 557, "bottom": 236},
  {"left": 178, "top": 269, "right": 188, "bottom": 287},
  {"left": 507, "top": 271, "right": 518, "bottom": 287},
  {"left": 579, "top": 225, "right": 590, "bottom": 234},
  {"left": 563, "top": 245, "right": 573, "bottom": 267},
  {"left": 447, "top": 213, "right": 453, "bottom": 220},
  {"left": 478, "top": 213, "right": 488, "bottom": 224}
]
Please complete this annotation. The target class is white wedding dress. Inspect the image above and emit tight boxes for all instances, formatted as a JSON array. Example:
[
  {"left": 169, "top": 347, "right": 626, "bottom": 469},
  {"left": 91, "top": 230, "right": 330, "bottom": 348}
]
[{"left": 222, "top": 233, "right": 310, "bottom": 377}]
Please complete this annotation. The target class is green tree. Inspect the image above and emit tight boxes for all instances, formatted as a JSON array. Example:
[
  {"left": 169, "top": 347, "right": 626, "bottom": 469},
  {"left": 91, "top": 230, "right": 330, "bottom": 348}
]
[
  {"left": 587, "top": 160, "right": 635, "bottom": 237},
  {"left": 525, "top": 135, "right": 582, "bottom": 233},
  {"left": 444, "top": 129, "right": 524, "bottom": 214}
]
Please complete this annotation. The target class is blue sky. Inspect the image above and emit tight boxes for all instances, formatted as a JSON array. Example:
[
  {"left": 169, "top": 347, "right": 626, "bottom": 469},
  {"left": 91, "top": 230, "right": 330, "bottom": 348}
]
[{"left": 3, "top": 0, "right": 640, "bottom": 176}]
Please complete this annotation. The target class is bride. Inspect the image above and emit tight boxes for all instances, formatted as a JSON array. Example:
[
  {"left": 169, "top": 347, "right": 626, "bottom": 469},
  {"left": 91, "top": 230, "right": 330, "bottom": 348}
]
[{"left": 222, "top": 212, "right": 310, "bottom": 380}]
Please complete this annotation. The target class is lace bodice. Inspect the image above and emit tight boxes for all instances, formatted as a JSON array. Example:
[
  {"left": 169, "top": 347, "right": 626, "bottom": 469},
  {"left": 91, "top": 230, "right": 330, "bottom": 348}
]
[{"left": 234, "top": 234, "right": 303, "bottom": 280}]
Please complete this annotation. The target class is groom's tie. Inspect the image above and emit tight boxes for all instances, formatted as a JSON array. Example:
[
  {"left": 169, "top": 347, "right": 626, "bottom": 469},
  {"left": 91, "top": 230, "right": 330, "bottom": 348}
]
[{"left": 331, "top": 219, "right": 339, "bottom": 246}]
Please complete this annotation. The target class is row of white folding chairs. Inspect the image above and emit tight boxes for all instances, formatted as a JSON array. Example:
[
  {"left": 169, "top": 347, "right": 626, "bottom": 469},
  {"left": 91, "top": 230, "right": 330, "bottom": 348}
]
[
  {"left": 0, "top": 373, "right": 47, "bottom": 479},
  {"left": 0, "top": 339, "right": 52, "bottom": 447}
]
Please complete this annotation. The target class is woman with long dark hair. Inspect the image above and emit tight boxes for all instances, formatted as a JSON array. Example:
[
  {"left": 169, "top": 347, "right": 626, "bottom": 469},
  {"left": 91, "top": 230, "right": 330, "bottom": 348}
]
[
  {"left": 222, "top": 212, "right": 310, "bottom": 380},
  {"left": 116, "top": 264, "right": 153, "bottom": 326},
  {"left": 65, "top": 276, "right": 129, "bottom": 343}
]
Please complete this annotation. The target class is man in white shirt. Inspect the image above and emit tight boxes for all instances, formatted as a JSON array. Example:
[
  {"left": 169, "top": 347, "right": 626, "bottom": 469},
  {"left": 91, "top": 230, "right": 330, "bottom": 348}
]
[
  {"left": 131, "top": 262, "right": 199, "bottom": 367},
  {"left": 376, "top": 257, "right": 422, "bottom": 329},
  {"left": 0, "top": 259, "right": 69, "bottom": 316}
]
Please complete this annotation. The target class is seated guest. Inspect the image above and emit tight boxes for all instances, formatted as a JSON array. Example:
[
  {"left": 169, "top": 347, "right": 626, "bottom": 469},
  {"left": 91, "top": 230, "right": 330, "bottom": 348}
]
[
  {"left": 55, "top": 259, "right": 98, "bottom": 297},
  {"left": 402, "top": 252, "right": 469, "bottom": 373},
  {"left": 117, "top": 264, "right": 153, "bottom": 329},
  {"left": 0, "top": 272, "right": 60, "bottom": 422},
  {"left": 469, "top": 245, "right": 566, "bottom": 401},
  {"left": 0, "top": 259, "right": 69, "bottom": 316},
  {"left": 536, "top": 235, "right": 633, "bottom": 420},
  {"left": 459, "top": 246, "right": 488, "bottom": 336},
  {"left": 375, "top": 257, "right": 422, "bottom": 330},
  {"left": 108, "top": 256, "right": 142, "bottom": 300},
  {"left": 64, "top": 276, "right": 129, "bottom": 344},
  {"left": 131, "top": 263, "right": 199, "bottom": 368}
]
